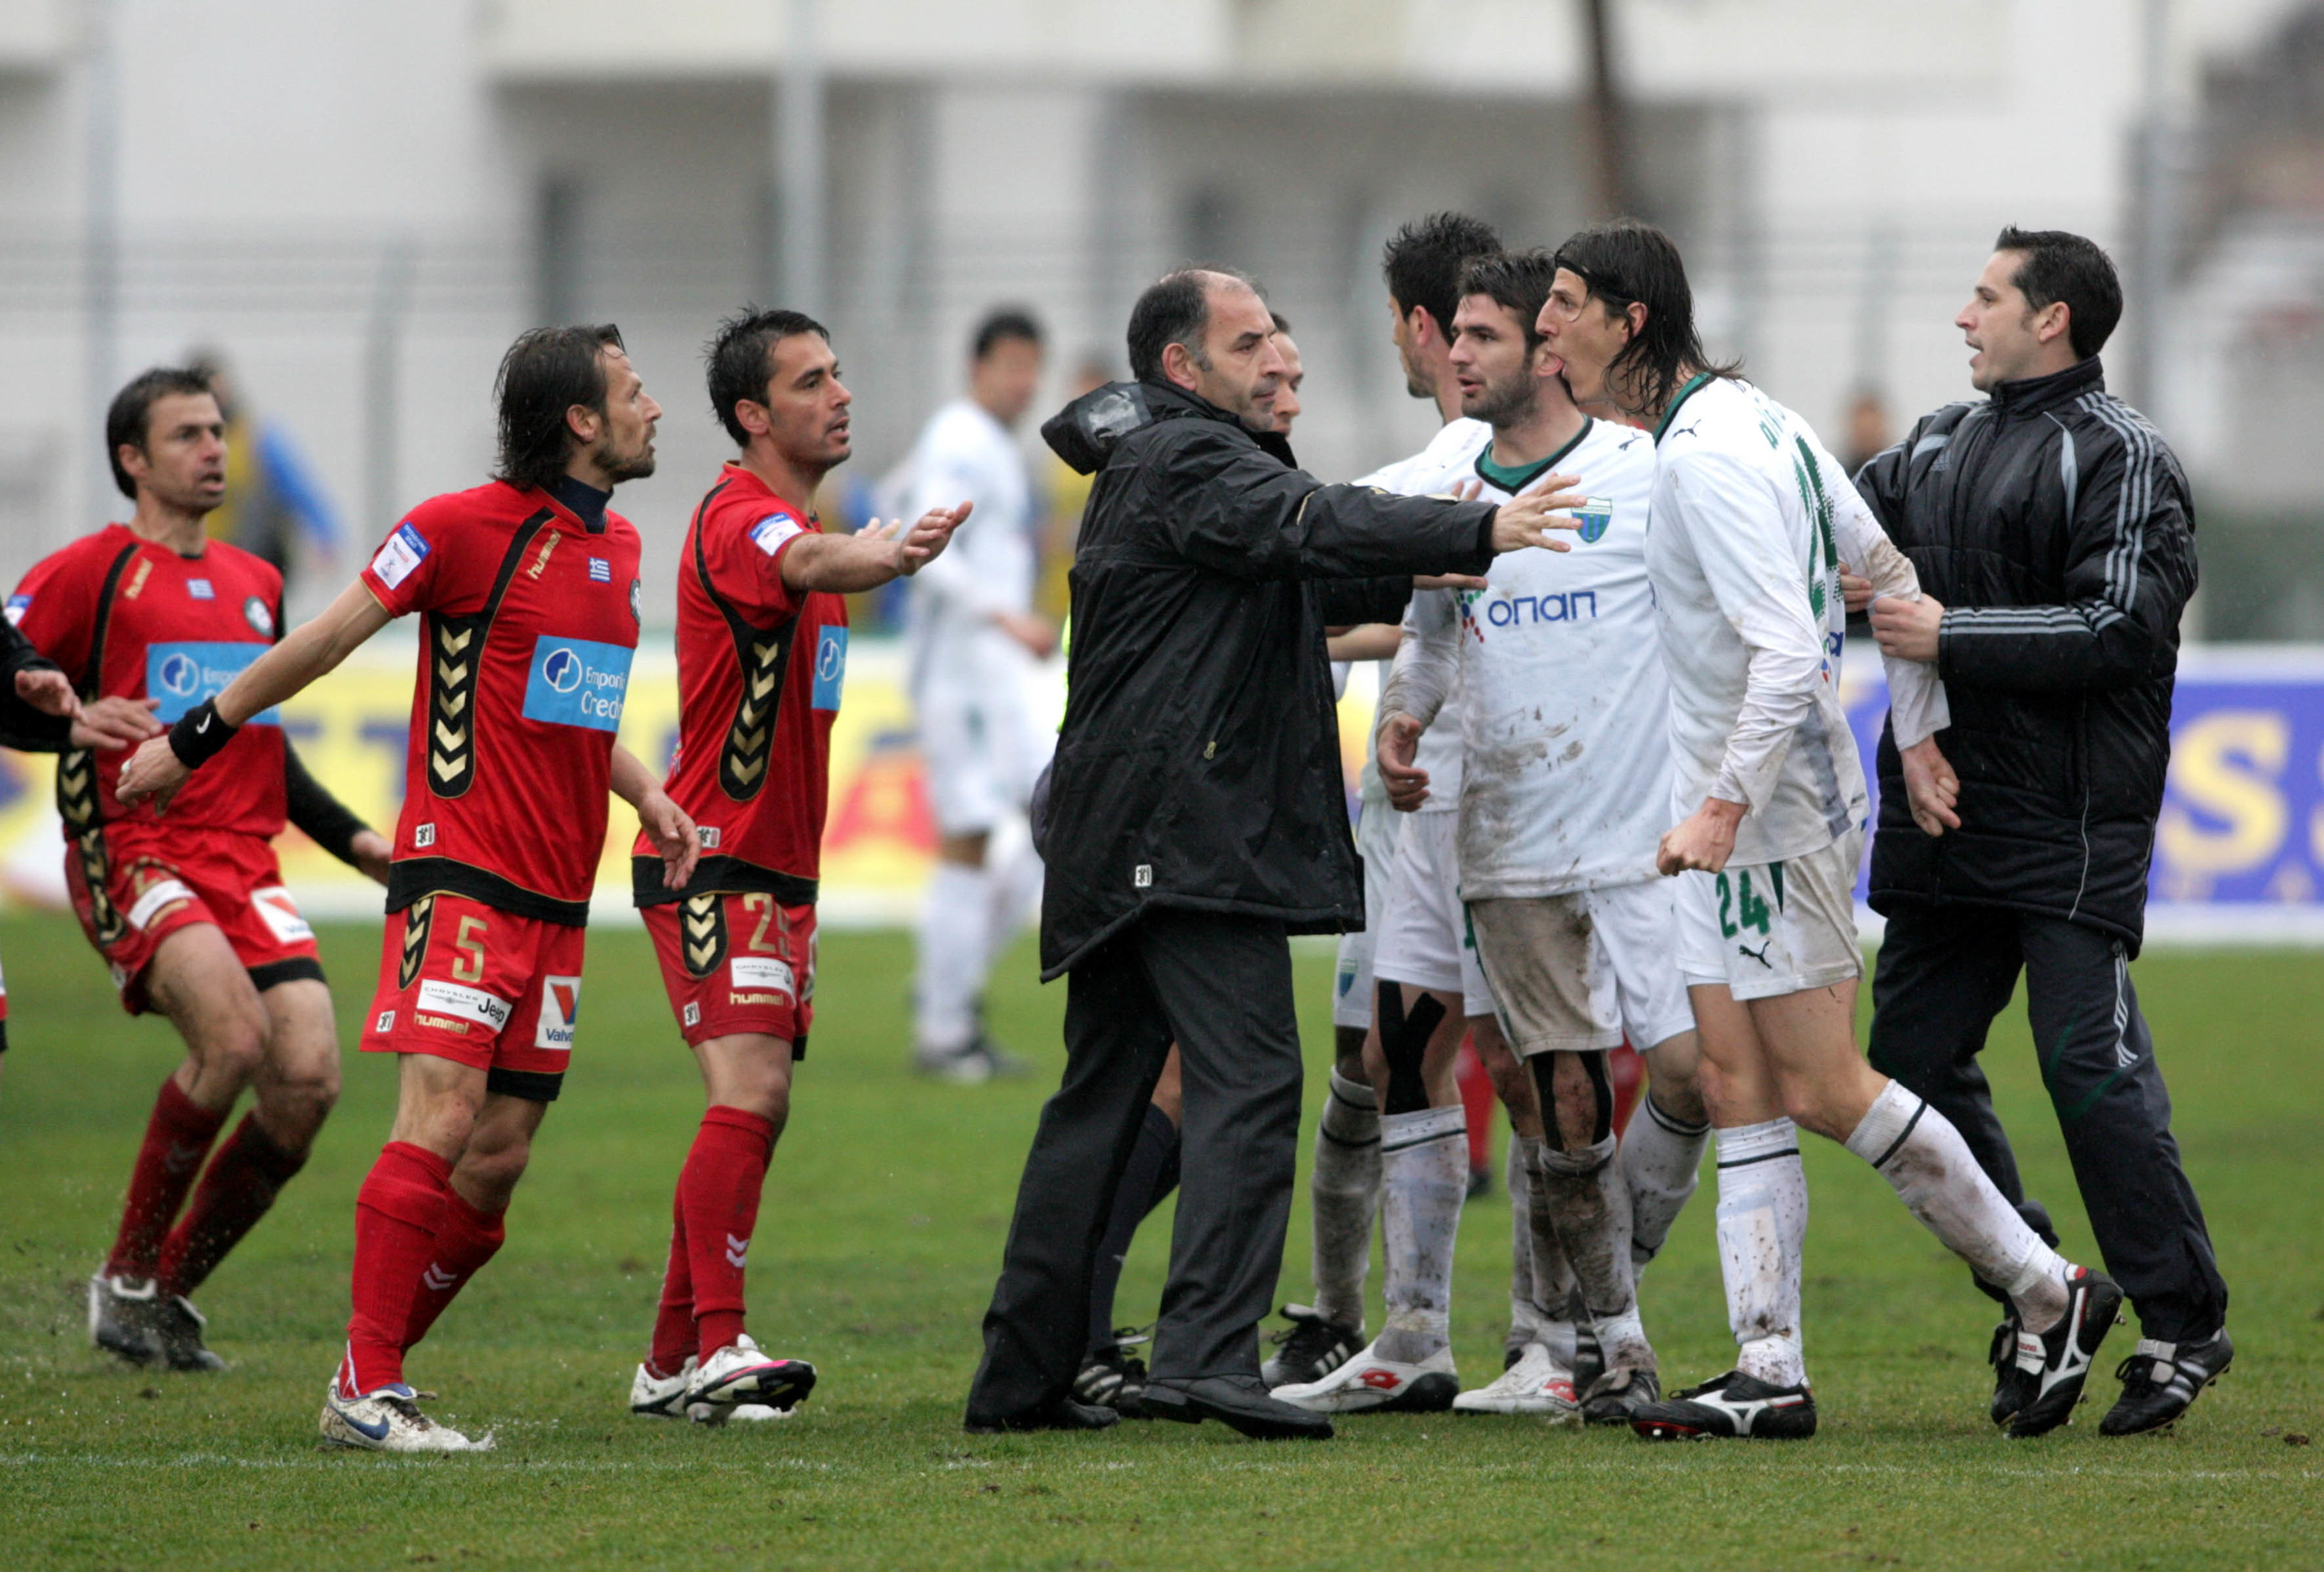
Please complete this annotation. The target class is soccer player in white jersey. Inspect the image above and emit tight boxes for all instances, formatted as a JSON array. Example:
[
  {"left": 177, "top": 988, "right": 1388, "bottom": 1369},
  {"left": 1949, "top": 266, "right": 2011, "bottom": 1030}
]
[
  {"left": 905, "top": 310, "right": 1056, "bottom": 1082},
  {"left": 1284, "top": 251, "right": 1707, "bottom": 1424},
  {"left": 1534, "top": 220, "right": 2122, "bottom": 1441},
  {"left": 1262, "top": 212, "right": 1503, "bottom": 1392}
]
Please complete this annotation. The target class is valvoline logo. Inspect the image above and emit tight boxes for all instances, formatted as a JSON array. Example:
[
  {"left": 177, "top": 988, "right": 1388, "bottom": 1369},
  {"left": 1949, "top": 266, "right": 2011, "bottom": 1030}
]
[
  {"left": 143, "top": 643, "right": 281, "bottom": 724},
  {"left": 811, "top": 626, "right": 847, "bottom": 712},
  {"left": 521, "top": 635, "right": 633, "bottom": 732}
]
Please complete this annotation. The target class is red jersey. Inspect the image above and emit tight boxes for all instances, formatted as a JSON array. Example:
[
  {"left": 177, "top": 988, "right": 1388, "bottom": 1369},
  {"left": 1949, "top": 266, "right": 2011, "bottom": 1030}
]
[
  {"left": 361, "top": 480, "right": 642, "bottom": 925},
  {"left": 634, "top": 462, "right": 846, "bottom": 908},
  {"left": 11, "top": 524, "right": 287, "bottom": 839}
]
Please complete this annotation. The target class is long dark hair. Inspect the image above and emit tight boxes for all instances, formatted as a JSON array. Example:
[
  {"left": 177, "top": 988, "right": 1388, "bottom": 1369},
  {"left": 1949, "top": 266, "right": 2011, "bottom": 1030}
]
[
  {"left": 495, "top": 324, "right": 624, "bottom": 491},
  {"left": 1550, "top": 220, "right": 1738, "bottom": 416}
]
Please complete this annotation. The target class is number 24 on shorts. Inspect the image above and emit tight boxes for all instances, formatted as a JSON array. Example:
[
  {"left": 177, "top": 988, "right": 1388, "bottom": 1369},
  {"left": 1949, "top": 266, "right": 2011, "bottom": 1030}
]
[{"left": 1716, "top": 868, "right": 1778, "bottom": 939}]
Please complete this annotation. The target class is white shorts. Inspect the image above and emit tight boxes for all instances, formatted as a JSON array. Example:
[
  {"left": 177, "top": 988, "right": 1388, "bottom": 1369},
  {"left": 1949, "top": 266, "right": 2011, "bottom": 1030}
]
[
  {"left": 1467, "top": 880, "right": 1695, "bottom": 1057},
  {"left": 1374, "top": 810, "right": 1495, "bottom": 1015},
  {"left": 916, "top": 685, "right": 1051, "bottom": 839},
  {"left": 1674, "top": 831, "right": 1865, "bottom": 1002},
  {"left": 1332, "top": 797, "right": 1404, "bottom": 1030}
]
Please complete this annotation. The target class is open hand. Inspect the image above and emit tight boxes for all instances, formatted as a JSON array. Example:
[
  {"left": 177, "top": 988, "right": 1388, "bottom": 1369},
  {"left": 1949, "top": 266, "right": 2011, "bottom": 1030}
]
[
  {"left": 882, "top": 500, "right": 971, "bottom": 577},
  {"left": 1489, "top": 474, "right": 1587, "bottom": 555},
  {"left": 1376, "top": 711, "right": 1429, "bottom": 812},
  {"left": 1900, "top": 736, "right": 1961, "bottom": 837},
  {"left": 14, "top": 668, "right": 78, "bottom": 719},
  {"left": 71, "top": 695, "right": 161, "bottom": 752}
]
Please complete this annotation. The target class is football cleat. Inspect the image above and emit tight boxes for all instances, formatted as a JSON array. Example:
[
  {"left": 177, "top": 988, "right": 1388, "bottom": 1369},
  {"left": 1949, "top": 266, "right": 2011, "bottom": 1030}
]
[
  {"left": 2007, "top": 1266, "right": 2124, "bottom": 1438},
  {"left": 1260, "top": 1303, "right": 1363, "bottom": 1390},
  {"left": 1269, "top": 1340, "right": 1457, "bottom": 1414},
  {"left": 151, "top": 1293, "right": 226, "bottom": 1372},
  {"left": 1631, "top": 1370, "right": 1818, "bottom": 1441},
  {"left": 912, "top": 1034, "right": 1029, "bottom": 1085},
  {"left": 632, "top": 1358, "right": 794, "bottom": 1425},
  {"left": 1073, "top": 1331, "right": 1151, "bottom": 1417},
  {"left": 684, "top": 1333, "right": 817, "bottom": 1413},
  {"left": 2100, "top": 1327, "right": 2232, "bottom": 1438},
  {"left": 1580, "top": 1365, "right": 1661, "bottom": 1426},
  {"left": 88, "top": 1273, "right": 160, "bottom": 1367},
  {"left": 319, "top": 1379, "right": 491, "bottom": 1452},
  {"left": 1452, "top": 1341, "right": 1581, "bottom": 1422},
  {"left": 1989, "top": 1313, "right": 2034, "bottom": 1426}
]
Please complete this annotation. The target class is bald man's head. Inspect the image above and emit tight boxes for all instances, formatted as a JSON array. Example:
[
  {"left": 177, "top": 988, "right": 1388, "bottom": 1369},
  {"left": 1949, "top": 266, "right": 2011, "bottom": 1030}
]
[{"left": 1127, "top": 267, "right": 1286, "bottom": 432}]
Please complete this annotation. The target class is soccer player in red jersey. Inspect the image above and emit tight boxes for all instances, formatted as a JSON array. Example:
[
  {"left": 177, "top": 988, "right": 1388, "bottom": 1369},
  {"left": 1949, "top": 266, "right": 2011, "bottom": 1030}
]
[
  {"left": 12, "top": 367, "right": 390, "bottom": 1371},
  {"left": 120, "top": 327, "right": 700, "bottom": 1451},
  {"left": 626, "top": 308, "right": 964, "bottom": 1425}
]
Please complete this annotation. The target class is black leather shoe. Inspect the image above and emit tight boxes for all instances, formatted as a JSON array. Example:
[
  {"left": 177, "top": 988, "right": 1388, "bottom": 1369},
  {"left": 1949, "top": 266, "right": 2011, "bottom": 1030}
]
[
  {"left": 1142, "top": 1375, "right": 1334, "bottom": 1440},
  {"left": 962, "top": 1396, "right": 1122, "bottom": 1434}
]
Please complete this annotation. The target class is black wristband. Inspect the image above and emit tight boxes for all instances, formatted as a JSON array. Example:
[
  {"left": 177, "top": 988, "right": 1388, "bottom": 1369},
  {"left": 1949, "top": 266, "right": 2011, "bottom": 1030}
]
[{"left": 167, "top": 698, "right": 240, "bottom": 769}]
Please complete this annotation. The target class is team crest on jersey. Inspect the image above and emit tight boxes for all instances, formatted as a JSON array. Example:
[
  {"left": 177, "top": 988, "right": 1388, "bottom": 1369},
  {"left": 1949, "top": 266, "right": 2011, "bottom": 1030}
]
[
  {"left": 630, "top": 578, "right": 642, "bottom": 624},
  {"left": 243, "top": 596, "right": 273, "bottom": 636},
  {"left": 1571, "top": 498, "right": 1614, "bottom": 544}
]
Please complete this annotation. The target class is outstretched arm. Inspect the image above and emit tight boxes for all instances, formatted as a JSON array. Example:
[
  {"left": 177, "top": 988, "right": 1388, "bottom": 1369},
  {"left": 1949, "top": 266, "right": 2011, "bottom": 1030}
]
[
  {"left": 115, "top": 577, "right": 393, "bottom": 806},
  {"left": 780, "top": 505, "right": 969, "bottom": 595}
]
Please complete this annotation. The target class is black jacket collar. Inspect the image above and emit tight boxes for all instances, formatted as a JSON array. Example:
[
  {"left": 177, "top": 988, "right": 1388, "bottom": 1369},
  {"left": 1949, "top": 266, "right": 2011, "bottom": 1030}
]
[
  {"left": 1042, "top": 378, "right": 1295, "bottom": 474},
  {"left": 1990, "top": 355, "right": 2104, "bottom": 419}
]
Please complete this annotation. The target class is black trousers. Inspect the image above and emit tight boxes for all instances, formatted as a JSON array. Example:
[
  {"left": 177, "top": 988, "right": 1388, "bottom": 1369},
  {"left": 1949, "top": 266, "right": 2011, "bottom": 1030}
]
[
  {"left": 966, "top": 909, "right": 1304, "bottom": 1421},
  {"left": 1867, "top": 902, "right": 2229, "bottom": 1341}
]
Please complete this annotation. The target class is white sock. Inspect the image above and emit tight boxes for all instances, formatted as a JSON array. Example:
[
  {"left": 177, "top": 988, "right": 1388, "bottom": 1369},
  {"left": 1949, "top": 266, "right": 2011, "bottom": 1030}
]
[
  {"left": 1621, "top": 1095, "right": 1711, "bottom": 1275},
  {"left": 1714, "top": 1118, "right": 1808, "bottom": 1388},
  {"left": 1374, "top": 1104, "right": 1467, "bottom": 1363},
  {"left": 915, "top": 862, "right": 990, "bottom": 1052},
  {"left": 983, "top": 828, "right": 1044, "bottom": 964},
  {"left": 1511, "top": 1135, "right": 1579, "bottom": 1368},
  {"left": 1310, "top": 1070, "right": 1379, "bottom": 1331},
  {"left": 1532, "top": 1133, "right": 1637, "bottom": 1323},
  {"left": 1844, "top": 1080, "right": 2068, "bottom": 1332}
]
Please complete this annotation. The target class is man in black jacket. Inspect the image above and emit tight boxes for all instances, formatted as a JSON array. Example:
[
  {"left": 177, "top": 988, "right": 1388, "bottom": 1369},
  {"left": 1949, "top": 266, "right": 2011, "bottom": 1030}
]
[
  {"left": 1858, "top": 228, "right": 2229, "bottom": 1438},
  {"left": 964, "top": 268, "right": 1586, "bottom": 1438}
]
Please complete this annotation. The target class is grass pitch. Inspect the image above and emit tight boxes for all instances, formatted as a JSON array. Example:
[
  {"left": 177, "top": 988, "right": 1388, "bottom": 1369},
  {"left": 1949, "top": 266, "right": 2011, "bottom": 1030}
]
[{"left": 0, "top": 913, "right": 2317, "bottom": 1570}]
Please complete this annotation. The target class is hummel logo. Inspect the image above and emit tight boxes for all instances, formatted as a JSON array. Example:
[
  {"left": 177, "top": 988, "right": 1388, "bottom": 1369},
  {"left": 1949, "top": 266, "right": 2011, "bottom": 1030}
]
[
  {"left": 725, "top": 1234, "right": 750, "bottom": 1270},
  {"left": 421, "top": 1264, "right": 459, "bottom": 1292},
  {"left": 1737, "top": 940, "right": 1774, "bottom": 968}
]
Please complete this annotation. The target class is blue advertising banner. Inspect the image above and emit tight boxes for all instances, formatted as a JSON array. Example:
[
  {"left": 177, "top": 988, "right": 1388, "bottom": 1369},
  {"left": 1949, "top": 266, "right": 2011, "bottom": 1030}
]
[{"left": 1839, "top": 646, "right": 2324, "bottom": 944}]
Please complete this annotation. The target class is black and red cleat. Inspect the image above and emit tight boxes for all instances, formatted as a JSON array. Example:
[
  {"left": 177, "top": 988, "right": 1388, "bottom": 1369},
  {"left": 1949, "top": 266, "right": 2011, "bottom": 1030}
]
[{"left": 1630, "top": 1370, "right": 1818, "bottom": 1441}]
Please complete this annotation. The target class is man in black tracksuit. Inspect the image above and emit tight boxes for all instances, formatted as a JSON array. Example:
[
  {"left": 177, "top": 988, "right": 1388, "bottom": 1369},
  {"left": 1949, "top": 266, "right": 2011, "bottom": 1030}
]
[
  {"left": 1858, "top": 228, "right": 2229, "bottom": 1437},
  {"left": 963, "top": 268, "right": 1581, "bottom": 1438}
]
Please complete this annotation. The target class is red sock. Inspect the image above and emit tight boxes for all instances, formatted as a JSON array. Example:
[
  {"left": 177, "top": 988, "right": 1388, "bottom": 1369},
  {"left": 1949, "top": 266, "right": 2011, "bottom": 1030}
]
[
  {"left": 340, "top": 1142, "right": 450, "bottom": 1396},
  {"left": 647, "top": 1200, "right": 695, "bottom": 1380},
  {"left": 107, "top": 1076, "right": 228, "bottom": 1281},
  {"left": 401, "top": 1187, "right": 506, "bottom": 1352},
  {"left": 154, "top": 1114, "right": 307, "bottom": 1299},
  {"left": 1456, "top": 1039, "right": 1494, "bottom": 1172},
  {"left": 678, "top": 1106, "right": 777, "bottom": 1361}
]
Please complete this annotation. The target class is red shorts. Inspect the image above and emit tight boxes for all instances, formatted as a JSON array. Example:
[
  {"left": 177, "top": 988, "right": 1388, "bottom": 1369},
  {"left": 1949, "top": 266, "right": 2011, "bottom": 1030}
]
[
  {"left": 65, "top": 820, "right": 323, "bottom": 1014},
  {"left": 642, "top": 892, "right": 817, "bottom": 1052},
  {"left": 359, "top": 893, "right": 586, "bottom": 1099}
]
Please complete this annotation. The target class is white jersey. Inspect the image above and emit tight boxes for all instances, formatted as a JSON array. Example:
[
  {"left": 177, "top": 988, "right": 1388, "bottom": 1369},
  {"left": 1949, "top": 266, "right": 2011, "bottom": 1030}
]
[
  {"left": 1351, "top": 417, "right": 1491, "bottom": 811},
  {"left": 1649, "top": 375, "right": 1947, "bottom": 865},
  {"left": 902, "top": 399, "right": 1038, "bottom": 699},
  {"left": 1381, "top": 415, "right": 1667, "bottom": 898}
]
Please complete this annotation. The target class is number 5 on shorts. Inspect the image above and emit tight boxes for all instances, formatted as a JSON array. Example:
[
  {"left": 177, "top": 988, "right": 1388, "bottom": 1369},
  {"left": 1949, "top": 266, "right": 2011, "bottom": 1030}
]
[{"left": 451, "top": 915, "right": 488, "bottom": 982}]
